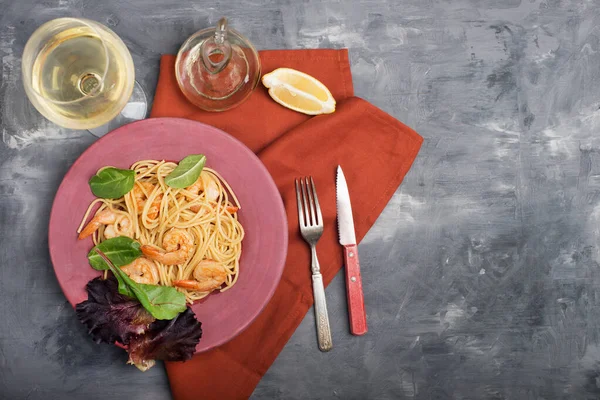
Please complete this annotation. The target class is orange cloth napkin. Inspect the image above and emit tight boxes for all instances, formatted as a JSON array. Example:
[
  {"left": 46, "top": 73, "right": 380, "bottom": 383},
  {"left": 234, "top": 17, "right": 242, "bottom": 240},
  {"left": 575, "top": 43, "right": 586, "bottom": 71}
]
[{"left": 151, "top": 49, "right": 423, "bottom": 400}]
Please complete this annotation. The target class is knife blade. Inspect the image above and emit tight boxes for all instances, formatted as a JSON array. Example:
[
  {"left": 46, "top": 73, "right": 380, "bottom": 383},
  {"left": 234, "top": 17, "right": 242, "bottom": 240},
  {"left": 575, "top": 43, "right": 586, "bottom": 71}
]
[{"left": 336, "top": 165, "right": 368, "bottom": 335}]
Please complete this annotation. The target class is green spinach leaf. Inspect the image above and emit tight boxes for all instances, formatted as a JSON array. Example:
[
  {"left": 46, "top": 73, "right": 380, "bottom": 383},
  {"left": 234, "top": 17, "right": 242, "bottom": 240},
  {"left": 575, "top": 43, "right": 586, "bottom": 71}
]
[
  {"left": 87, "top": 237, "right": 142, "bottom": 271},
  {"left": 135, "top": 283, "right": 189, "bottom": 320},
  {"left": 112, "top": 266, "right": 137, "bottom": 298},
  {"left": 92, "top": 249, "right": 187, "bottom": 320},
  {"left": 164, "top": 155, "right": 206, "bottom": 189},
  {"left": 89, "top": 167, "right": 135, "bottom": 199}
]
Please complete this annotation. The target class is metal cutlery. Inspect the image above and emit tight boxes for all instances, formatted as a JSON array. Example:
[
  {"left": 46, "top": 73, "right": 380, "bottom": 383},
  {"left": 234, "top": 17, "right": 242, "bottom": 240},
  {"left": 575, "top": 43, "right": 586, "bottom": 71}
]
[{"left": 295, "top": 176, "right": 333, "bottom": 352}]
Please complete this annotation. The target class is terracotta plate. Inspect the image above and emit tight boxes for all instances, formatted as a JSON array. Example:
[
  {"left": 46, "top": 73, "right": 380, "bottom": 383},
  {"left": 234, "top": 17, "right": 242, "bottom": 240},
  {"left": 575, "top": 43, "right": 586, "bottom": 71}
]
[{"left": 48, "top": 118, "right": 288, "bottom": 353}]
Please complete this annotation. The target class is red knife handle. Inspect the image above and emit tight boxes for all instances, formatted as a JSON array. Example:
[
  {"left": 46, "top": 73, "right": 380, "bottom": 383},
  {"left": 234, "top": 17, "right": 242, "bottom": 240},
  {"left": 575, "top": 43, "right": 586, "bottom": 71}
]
[{"left": 343, "top": 244, "right": 368, "bottom": 335}]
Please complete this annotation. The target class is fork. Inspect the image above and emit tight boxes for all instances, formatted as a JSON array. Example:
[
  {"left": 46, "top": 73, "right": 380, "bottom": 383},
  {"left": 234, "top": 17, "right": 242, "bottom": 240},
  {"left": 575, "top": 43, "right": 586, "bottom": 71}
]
[{"left": 295, "top": 177, "right": 333, "bottom": 352}]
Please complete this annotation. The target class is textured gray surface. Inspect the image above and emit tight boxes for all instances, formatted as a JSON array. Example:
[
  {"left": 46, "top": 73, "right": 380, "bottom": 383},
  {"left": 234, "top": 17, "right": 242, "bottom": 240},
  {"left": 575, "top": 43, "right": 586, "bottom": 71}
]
[{"left": 2, "top": 0, "right": 600, "bottom": 399}]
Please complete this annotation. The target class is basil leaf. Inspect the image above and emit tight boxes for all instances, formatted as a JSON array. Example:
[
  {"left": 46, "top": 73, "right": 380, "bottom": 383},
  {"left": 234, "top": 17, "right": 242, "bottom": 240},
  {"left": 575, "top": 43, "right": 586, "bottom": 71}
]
[
  {"left": 89, "top": 167, "right": 135, "bottom": 199},
  {"left": 87, "top": 237, "right": 142, "bottom": 271},
  {"left": 165, "top": 155, "right": 206, "bottom": 189},
  {"left": 92, "top": 249, "right": 187, "bottom": 320}
]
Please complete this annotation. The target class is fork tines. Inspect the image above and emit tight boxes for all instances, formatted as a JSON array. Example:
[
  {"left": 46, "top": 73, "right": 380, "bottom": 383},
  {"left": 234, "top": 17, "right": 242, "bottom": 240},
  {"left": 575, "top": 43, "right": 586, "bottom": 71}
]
[{"left": 295, "top": 177, "right": 323, "bottom": 230}]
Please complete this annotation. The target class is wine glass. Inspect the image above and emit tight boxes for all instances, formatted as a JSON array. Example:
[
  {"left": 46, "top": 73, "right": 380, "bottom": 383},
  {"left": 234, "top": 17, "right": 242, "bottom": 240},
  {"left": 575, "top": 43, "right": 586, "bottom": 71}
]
[{"left": 22, "top": 17, "right": 147, "bottom": 137}]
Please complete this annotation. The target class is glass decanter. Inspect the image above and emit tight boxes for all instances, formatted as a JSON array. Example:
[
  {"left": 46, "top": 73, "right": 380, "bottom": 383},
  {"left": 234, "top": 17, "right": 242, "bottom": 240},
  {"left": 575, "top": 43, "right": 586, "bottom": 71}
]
[{"left": 175, "top": 17, "right": 261, "bottom": 112}]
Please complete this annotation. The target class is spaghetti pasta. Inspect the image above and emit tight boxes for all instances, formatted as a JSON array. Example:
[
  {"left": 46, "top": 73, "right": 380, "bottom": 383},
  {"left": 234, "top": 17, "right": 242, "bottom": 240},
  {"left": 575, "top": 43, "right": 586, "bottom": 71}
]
[{"left": 78, "top": 160, "right": 244, "bottom": 303}]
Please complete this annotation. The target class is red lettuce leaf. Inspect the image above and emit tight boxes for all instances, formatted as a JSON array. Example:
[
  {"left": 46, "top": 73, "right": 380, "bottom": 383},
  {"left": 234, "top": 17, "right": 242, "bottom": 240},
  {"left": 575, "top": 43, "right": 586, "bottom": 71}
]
[
  {"left": 76, "top": 276, "right": 155, "bottom": 344},
  {"left": 127, "top": 308, "right": 202, "bottom": 371},
  {"left": 75, "top": 275, "right": 202, "bottom": 371}
]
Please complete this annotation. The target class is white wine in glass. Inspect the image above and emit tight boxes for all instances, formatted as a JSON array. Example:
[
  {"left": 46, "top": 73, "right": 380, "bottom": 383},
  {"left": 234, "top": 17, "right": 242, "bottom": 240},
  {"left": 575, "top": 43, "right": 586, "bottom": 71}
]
[{"left": 22, "top": 18, "right": 146, "bottom": 133}]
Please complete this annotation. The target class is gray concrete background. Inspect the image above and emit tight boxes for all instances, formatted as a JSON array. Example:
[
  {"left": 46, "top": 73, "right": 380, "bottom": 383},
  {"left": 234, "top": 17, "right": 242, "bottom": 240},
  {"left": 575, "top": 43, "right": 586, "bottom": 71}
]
[{"left": 2, "top": 0, "right": 600, "bottom": 399}]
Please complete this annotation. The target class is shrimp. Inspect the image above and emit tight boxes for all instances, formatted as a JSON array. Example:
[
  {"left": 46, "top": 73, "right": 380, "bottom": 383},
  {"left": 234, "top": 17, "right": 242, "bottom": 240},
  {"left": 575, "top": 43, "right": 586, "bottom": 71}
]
[
  {"left": 120, "top": 257, "right": 159, "bottom": 285},
  {"left": 103, "top": 215, "right": 132, "bottom": 239},
  {"left": 186, "top": 173, "right": 220, "bottom": 213},
  {"left": 173, "top": 260, "right": 228, "bottom": 292},
  {"left": 186, "top": 172, "right": 220, "bottom": 202},
  {"left": 79, "top": 209, "right": 116, "bottom": 239},
  {"left": 140, "top": 228, "right": 195, "bottom": 265},
  {"left": 191, "top": 204, "right": 239, "bottom": 214},
  {"left": 79, "top": 209, "right": 132, "bottom": 239},
  {"left": 133, "top": 182, "right": 162, "bottom": 219},
  {"left": 224, "top": 205, "right": 239, "bottom": 214},
  {"left": 185, "top": 173, "right": 238, "bottom": 214}
]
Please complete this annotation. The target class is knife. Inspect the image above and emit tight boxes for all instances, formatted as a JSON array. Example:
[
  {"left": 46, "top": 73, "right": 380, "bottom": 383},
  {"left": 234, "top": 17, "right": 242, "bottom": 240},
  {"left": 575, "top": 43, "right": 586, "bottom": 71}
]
[{"left": 336, "top": 165, "right": 368, "bottom": 336}]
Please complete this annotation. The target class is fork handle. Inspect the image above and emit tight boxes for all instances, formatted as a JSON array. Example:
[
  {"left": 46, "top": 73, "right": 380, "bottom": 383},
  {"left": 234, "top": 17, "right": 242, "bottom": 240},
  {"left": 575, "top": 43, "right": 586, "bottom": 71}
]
[
  {"left": 310, "top": 246, "right": 332, "bottom": 351},
  {"left": 312, "top": 273, "right": 333, "bottom": 352}
]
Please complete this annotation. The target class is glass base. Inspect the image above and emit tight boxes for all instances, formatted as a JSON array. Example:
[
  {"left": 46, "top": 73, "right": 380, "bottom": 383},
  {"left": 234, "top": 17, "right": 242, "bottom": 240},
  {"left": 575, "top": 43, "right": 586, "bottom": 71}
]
[{"left": 88, "top": 80, "right": 148, "bottom": 137}]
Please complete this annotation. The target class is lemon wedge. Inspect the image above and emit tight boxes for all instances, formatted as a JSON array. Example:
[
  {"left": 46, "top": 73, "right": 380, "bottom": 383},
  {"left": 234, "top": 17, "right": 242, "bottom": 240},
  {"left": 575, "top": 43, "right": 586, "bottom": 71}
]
[{"left": 262, "top": 68, "right": 336, "bottom": 115}]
